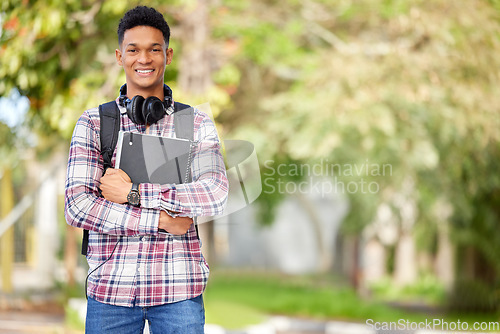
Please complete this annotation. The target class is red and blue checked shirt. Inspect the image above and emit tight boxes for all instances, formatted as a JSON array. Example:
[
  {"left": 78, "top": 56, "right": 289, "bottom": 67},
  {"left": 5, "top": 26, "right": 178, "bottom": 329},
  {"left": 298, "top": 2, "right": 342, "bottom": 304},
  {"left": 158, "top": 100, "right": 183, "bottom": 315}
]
[{"left": 64, "top": 99, "right": 228, "bottom": 307}]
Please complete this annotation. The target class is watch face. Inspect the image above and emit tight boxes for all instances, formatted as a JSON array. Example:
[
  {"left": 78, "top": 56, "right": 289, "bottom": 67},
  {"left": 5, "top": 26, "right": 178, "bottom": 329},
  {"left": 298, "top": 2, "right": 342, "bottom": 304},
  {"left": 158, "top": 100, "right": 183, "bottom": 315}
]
[{"left": 127, "top": 191, "right": 140, "bottom": 206}]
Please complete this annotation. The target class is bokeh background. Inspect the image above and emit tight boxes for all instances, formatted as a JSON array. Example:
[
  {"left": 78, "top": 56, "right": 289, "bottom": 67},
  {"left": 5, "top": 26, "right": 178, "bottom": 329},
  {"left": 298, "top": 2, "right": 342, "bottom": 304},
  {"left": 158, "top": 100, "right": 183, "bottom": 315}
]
[{"left": 1, "top": 0, "right": 500, "bottom": 333}]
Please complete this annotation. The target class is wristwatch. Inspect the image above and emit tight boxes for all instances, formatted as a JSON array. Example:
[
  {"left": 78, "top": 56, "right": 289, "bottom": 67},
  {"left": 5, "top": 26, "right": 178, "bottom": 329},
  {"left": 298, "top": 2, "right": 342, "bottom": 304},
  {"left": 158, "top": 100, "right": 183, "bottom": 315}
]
[{"left": 127, "top": 183, "right": 140, "bottom": 206}]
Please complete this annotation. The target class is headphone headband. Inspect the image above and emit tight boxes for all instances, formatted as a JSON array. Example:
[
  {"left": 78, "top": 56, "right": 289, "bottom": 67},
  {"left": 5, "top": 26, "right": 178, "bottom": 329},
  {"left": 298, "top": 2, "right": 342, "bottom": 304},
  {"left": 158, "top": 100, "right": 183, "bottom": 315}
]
[
  {"left": 119, "top": 84, "right": 173, "bottom": 125},
  {"left": 118, "top": 84, "right": 173, "bottom": 109}
]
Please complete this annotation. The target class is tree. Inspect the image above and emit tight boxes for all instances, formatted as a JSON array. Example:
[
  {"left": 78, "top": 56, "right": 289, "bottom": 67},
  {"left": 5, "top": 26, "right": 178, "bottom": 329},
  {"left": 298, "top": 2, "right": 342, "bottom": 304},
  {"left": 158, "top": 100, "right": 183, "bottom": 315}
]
[{"left": 220, "top": 0, "right": 500, "bottom": 288}]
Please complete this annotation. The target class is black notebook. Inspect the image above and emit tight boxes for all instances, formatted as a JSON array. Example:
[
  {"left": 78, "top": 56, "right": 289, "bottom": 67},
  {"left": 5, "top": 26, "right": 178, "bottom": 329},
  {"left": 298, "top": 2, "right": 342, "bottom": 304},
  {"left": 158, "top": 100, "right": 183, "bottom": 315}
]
[{"left": 115, "top": 131, "right": 192, "bottom": 185}]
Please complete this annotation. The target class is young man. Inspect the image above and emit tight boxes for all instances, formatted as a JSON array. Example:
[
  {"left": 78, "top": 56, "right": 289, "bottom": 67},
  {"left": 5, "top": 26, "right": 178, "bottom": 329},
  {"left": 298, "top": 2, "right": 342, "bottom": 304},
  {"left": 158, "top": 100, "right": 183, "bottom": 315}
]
[{"left": 64, "top": 6, "right": 228, "bottom": 333}]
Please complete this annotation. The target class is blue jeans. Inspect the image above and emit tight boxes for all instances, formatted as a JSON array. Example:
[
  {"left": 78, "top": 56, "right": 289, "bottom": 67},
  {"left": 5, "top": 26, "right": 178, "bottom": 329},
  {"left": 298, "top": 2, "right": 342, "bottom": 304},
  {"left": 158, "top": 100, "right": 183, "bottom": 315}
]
[{"left": 85, "top": 295, "right": 205, "bottom": 334}]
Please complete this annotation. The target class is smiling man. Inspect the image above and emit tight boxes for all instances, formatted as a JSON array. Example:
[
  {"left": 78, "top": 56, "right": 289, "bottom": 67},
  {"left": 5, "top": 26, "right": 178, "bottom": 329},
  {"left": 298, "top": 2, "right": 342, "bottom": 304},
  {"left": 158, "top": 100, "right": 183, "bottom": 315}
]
[{"left": 64, "top": 6, "right": 228, "bottom": 333}]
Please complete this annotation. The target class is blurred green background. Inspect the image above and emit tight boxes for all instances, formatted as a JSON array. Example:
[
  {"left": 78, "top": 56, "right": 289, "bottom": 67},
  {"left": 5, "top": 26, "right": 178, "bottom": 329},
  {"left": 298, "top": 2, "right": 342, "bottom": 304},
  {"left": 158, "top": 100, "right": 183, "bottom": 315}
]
[{"left": 1, "top": 0, "right": 500, "bottom": 332}]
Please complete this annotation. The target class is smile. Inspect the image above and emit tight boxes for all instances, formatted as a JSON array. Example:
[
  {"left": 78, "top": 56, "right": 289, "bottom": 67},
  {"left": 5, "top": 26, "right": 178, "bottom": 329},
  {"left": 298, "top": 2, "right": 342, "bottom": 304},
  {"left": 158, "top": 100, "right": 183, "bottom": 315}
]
[{"left": 136, "top": 69, "right": 154, "bottom": 74}]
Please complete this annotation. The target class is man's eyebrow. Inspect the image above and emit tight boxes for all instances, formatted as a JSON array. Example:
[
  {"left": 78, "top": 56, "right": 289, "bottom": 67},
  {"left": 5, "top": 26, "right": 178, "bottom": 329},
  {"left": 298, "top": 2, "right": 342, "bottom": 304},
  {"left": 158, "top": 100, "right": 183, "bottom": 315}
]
[{"left": 125, "top": 42, "right": 163, "bottom": 48}]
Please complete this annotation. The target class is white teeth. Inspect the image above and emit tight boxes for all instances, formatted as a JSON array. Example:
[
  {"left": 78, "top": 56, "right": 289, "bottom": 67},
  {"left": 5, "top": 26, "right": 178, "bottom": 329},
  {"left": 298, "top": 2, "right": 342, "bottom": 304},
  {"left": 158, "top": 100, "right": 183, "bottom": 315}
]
[{"left": 137, "top": 69, "right": 153, "bottom": 73}]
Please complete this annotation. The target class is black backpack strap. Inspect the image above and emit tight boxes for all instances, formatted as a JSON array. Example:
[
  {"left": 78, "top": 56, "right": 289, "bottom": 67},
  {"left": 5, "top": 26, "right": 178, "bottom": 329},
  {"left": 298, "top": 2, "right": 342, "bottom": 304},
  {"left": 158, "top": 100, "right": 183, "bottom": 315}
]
[
  {"left": 99, "top": 101, "right": 121, "bottom": 173},
  {"left": 81, "top": 101, "right": 120, "bottom": 256},
  {"left": 81, "top": 230, "right": 90, "bottom": 256}
]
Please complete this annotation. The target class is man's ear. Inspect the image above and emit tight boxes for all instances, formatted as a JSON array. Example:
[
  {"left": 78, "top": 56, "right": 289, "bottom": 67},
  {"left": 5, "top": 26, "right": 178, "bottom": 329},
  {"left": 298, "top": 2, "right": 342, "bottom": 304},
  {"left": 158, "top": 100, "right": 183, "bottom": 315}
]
[
  {"left": 116, "top": 48, "right": 123, "bottom": 66},
  {"left": 166, "top": 48, "right": 173, "bottom": 65}
]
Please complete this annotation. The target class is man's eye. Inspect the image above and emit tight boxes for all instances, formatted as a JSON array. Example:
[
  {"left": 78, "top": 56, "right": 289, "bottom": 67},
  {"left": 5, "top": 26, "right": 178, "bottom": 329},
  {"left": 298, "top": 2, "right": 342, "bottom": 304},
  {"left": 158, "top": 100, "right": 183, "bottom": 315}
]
[
  {"left": 152, "top": 49, "right": 160, "bottom": 52},
  {"left": 128, "top": 49, "right": 137, "bottom": 53}
]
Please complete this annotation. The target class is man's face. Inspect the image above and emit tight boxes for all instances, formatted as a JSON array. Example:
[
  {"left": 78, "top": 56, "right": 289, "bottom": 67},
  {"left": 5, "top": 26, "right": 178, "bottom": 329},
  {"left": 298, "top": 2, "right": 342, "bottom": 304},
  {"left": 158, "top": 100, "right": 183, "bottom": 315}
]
[{"left": 115, "top": 25, "right": 173, "bottom": 97}]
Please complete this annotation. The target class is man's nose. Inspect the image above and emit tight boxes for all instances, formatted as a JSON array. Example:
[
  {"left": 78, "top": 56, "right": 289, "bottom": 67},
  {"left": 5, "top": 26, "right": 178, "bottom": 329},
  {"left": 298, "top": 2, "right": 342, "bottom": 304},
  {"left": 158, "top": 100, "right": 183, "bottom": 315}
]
[{"left": 138, "top": 51, "right": 152, "bottom": 63}]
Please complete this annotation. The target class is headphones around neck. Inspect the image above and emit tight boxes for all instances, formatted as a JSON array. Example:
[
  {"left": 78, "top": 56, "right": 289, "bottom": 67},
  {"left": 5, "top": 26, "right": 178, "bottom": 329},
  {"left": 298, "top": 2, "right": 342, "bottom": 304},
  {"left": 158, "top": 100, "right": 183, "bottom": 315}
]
[{"left": 118, "top": 84, "right": 173, "bottom": 125}]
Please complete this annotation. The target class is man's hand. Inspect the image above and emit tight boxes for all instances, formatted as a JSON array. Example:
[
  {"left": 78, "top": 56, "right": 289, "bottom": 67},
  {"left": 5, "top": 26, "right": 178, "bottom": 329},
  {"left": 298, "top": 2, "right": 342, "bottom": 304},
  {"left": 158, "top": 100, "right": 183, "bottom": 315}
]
[
  {"left": 100, "top": 168, "right": 132, "bottom": 204},
  {"left": 159, "top": 211, "right": 193, "bottom": 235}
]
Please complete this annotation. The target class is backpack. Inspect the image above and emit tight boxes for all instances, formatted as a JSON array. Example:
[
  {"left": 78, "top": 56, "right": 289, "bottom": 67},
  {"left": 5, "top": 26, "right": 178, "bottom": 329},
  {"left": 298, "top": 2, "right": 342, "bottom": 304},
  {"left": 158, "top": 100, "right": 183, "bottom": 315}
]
[{"left": 81, "top": 101, "right": 195, "bottom": 255}]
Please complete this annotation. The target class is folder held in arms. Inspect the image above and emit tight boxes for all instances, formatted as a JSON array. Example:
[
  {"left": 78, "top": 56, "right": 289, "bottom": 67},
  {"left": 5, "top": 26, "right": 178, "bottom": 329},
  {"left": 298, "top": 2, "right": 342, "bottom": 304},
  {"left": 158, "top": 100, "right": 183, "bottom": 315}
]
[{"left": 115, "top": 131, "right": 192, "bottom": 185}]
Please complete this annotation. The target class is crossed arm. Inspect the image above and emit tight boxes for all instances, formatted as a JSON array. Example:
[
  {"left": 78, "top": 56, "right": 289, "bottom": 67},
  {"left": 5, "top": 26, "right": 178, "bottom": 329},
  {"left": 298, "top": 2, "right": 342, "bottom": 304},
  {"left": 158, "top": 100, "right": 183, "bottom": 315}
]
[
  {"left": 99, "top": 168, "right": 193, "bottom": 235},
  {"left": 64, "top": 108, "right": 228, "bottom": 237}
]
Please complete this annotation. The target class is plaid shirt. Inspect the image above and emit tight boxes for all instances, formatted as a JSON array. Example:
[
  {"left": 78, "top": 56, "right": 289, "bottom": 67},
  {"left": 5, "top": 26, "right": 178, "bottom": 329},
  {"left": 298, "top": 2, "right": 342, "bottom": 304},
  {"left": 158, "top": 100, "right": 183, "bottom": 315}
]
[{"left": 64, "top": 99, "right": 228, "bottom": 307}]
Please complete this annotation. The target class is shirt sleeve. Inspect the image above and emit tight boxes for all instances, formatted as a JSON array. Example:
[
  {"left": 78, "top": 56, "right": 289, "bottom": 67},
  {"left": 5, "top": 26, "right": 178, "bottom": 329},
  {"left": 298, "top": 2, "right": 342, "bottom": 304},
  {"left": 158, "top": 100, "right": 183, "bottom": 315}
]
[
  {"left": 64, "top": 109, "right": 159, "bottom": 236},
  {"left": 139, "top": 111, "right": 229, "bottom": 217}
]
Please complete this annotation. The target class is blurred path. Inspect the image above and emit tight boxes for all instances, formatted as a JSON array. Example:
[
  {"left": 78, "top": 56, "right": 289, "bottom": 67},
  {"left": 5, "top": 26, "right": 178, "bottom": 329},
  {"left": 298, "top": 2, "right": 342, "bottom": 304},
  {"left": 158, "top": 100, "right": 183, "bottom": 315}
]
[
  {"left": 206, "top": 316, "right": 373, "bottom": 334},
  {"left": 0, "top": 311, "right": 65, "bottom": 334},
  {"left": 205, "top": 316, "right": 478, "bottom": 334}
]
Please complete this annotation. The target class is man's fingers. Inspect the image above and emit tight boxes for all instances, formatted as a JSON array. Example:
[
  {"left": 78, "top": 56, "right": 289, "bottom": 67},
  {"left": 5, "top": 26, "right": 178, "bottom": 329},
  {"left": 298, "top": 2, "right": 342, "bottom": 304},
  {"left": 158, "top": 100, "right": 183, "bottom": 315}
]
[
  {"left": 174, "top": 217, "right": 193, "bottom": 224},
  {"left": 105, "top": 168, "right": 118, "bottom": 175},
  {"left": 104, "top": 168, "right": 130, "bottom": 180},
  {"left": 116, "top": 169, "right": 131, "bottom": 182},
  {"left": 102, "top": 169, "right": 131, "bottom": 184}
]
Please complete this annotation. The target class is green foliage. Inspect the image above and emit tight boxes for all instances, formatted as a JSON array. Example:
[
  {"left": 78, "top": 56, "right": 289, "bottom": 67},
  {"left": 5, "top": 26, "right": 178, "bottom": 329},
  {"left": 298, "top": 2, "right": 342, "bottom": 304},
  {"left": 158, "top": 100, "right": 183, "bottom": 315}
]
[
  {"left": 213, "top": 63, "right": 240, "bottom": 87},
  {"left": 221, "top": 0, "right": 500, "bottom": 284},
  {"left": 0, "top": 119, "right": 28, "bottom": 172},
  {"left": 0, "top": 122, "right": 15, "bottom": 149},
  {"left": 65, "top": 305, "right": 85, "bottom": 331},
  {"left": 205, "top": 270, "right": 414, "bottom": 322},
  {"left": 257, "top": 156, "right": 307, "bottom": 225},
  {"left": 205, "top": 299, "right": 266, "bottom": 330},
  {"left": 370, "top": 275, "right": 447, "bottom": 306},
  {"left": 448, "top": 279, "right": 499, "bottom": 313},
  {"left": 1, "top": 2, "right": 118, "bottom": 138}
]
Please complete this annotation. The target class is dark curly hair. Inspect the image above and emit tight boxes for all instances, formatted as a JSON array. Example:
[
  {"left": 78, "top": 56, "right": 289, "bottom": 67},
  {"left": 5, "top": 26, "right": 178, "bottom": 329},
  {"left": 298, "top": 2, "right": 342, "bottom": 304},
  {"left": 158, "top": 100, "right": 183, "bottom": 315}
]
[{"left": 117, "top": 6, "right": 170, "bottom": 46}]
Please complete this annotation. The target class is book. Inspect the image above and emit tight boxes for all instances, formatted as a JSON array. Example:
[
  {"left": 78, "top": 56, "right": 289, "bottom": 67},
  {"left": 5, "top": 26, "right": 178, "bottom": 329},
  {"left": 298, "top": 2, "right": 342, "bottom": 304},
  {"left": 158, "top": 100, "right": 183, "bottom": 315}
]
[{"left": 115, "top": 131, "right": 192, "bottom": 185}]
